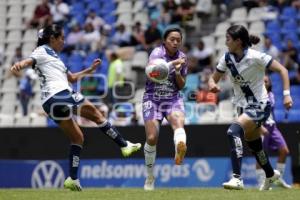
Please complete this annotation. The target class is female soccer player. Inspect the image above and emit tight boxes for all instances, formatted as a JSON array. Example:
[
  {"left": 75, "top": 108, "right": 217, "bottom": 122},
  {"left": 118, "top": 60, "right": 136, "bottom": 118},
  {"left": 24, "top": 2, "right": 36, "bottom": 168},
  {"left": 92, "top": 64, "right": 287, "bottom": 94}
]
[
  {"left": 256, "top": 75, "right": 291, "bottom": 189},
  {"left": 143, "top": 26, "right": 187, "bottom": 191},
  {"left": 208, "top": 25, "right": 293, "bottom": 190},
  {"left": 10, "top": 24, "right": 141, "bottom": 191}
]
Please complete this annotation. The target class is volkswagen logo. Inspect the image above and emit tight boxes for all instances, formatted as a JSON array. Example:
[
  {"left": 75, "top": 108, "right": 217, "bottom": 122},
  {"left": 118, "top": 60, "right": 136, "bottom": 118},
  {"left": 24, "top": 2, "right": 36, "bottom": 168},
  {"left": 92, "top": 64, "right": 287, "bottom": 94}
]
[{"left": 31, "top": 160, "right": 65, "bottom": 188}]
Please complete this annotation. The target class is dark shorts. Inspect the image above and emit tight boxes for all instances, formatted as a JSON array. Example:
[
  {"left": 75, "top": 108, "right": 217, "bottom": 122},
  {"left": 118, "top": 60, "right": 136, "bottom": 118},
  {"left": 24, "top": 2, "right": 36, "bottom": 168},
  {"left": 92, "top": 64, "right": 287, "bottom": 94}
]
[
  {"left": 263, "top": 123, "right": 287, "bottom": 151},
  {"left": 237, "top": 101, "right": 271, "bottom": 127},
  {"left": 142, "top": 96, "right": 184, "bottom": 122},
  {"left": 42, "top": 89, "right": 85, "bottom": 123}
]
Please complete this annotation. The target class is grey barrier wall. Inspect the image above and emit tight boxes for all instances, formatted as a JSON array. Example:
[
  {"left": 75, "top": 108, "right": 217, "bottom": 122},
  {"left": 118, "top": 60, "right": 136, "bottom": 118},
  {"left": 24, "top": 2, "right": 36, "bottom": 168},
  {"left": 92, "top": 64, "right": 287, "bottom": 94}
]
[{"left": 0, "top": 124, "right": 299, "bottom": 182}]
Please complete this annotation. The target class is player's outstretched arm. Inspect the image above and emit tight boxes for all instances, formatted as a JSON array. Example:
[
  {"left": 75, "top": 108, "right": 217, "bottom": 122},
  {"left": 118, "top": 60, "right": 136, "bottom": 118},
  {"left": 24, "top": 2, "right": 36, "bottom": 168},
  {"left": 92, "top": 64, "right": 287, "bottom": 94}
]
[
  {"left": 269, "top": 59, "right": 293, "bottom": 109},
  {"left": 208, "top": 71, "right": 223, "bottom": 93},
  {"left": 10, "top": 58, "right": 34, "bottom": 73},
  {"left": 67, "top": 58, "right": 102, "bottom": 83}
]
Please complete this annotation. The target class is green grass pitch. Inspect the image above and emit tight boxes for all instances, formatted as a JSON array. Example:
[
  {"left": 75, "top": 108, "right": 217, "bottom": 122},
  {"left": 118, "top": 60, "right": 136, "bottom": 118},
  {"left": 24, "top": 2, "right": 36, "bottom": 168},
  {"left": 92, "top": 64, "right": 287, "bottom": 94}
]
[{"left": 0, "top": 188, "right": 300, "bottom": 200}]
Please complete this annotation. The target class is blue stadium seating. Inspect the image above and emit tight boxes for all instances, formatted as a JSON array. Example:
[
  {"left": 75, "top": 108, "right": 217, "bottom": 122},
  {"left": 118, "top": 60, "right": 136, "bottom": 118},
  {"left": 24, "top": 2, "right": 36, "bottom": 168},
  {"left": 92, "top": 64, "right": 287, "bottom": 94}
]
[{"left": 279, "top": 6, "right": 297, "bottom": 21}]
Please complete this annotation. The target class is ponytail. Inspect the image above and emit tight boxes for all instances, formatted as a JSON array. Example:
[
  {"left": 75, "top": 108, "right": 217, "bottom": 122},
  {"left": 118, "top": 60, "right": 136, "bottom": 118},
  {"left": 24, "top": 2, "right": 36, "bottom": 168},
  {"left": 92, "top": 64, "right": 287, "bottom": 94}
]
[{"left": 249, "top": 34, "right": 260, "bottom": 46}]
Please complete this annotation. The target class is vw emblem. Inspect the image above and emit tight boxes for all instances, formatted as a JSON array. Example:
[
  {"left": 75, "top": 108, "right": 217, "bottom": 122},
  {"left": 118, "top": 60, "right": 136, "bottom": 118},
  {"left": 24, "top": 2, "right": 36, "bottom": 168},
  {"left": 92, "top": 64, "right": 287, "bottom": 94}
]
[{"left": 31, "top": 160, "right": 65, "bottom": 188}]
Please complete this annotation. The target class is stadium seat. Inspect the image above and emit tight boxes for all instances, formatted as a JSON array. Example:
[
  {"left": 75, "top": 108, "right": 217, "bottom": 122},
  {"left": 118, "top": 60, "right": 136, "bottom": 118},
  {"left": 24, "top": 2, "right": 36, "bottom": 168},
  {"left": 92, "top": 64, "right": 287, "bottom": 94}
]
[
  {"left": 115, "top": 1, "right": 132, "bottom": 15},
  {"left": 0, "top": 115, "right": 14, "bottom": 127},
  {"left": 83, "top": 52, "right": 100, "bottom": 67},
  {"left": 7, "top": 5, "right": 22, "bottom": 18},
  {"left": 131, "top": 51, "right": 148, "bottom": 69},
  {"left": 229, "top": 7, "right": 247, "bottom": 23},
  {"left": 247, "top": 7, "right": 264, "bottom": 22},
  {"left": 31, "top": 116, "right": 47, "bottom": 127},
  {"left": 133, "top": 12, "right": 149, "bottom": 26},
  {"left": 15, "top": 116, "right": 31, "bottom": 127},
  {"left": 133, "top": 1, "right": 144, "bottom": 13},
  {"left": 214, "top": 21, "right": 230, "bottom": 37},
  {"left": 281, "top": 20, "right": 298, "bottom": 35},
  {"left": 279, "top": 6, "right": 297, "bottom": 21},
  {"left": 249, "top": 21, "right": 265, "bottom": 35},
  {"left": 123, "top": 60, "right": 136, "bottom": 82},
  {"left": 215, "top": 36, "right": 226, "bottom": 50},
  {"left": 265, "top": 20, "right": 281, "bottom": 35},
  {"left": 116, "top": 13, "right": 133, "bottom": 26},
  {"left": 23, "top": 4, "right": 36, "bottom": 20}
]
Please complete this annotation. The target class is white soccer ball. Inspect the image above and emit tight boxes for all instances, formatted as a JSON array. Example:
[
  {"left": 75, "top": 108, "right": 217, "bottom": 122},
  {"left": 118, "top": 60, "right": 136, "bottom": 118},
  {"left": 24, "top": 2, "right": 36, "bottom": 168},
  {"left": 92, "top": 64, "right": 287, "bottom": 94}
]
[{"left": 145, "top": 58, "right": 169, "bottom": 83}]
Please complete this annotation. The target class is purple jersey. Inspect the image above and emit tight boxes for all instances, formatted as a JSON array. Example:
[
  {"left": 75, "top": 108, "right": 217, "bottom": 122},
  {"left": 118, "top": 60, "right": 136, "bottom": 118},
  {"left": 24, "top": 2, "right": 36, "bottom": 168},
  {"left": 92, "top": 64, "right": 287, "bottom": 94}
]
[{"left": 144, "top": 45, "right": 188, "bottom": 100}]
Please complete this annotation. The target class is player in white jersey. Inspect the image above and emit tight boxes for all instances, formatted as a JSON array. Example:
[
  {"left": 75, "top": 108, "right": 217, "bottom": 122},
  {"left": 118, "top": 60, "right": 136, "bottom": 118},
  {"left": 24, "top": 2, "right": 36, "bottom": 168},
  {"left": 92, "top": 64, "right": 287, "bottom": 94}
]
[
  {"left": 10, "top": 24, "right": 141, "bottom": 191},
  {"left": 208, "top": 25, "right": 293, "bottom": 190}
]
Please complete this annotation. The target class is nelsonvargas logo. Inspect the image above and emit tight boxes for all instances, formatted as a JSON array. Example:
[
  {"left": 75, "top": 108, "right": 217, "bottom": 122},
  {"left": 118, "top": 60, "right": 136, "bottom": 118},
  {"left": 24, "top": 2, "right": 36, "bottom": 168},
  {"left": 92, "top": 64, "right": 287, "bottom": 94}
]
[
  {"left": 81, "top": 159, "right": 215, "bottom": 183},
  {"left": 31, "top": 160, "right": 65, "bottom": 188},
  {"left": 192, "top": 159, "right": 214, "bottom": 182}
]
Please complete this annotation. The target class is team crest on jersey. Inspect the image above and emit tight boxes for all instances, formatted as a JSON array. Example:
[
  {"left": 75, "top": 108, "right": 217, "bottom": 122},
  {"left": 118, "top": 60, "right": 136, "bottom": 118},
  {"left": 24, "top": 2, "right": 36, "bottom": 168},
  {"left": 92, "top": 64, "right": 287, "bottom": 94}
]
[{"left": 233, "top": 75, "right": 250, "bottom": 86}]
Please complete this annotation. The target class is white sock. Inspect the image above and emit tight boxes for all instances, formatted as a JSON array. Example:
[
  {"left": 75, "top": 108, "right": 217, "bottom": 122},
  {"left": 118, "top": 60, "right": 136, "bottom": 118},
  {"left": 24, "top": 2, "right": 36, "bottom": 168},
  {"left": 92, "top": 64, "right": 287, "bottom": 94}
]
[
  {"left": 174, "top": 128, "right": 186, "bottom": 146},
  {"left": 256, "top": 168, "right": 265, "bottom": 187},
  {"left": 144, "top": 143, "right": 156, "bottom": 177},
  {"left": 277, "top": 162, "right": 286, "bottom": 178}
]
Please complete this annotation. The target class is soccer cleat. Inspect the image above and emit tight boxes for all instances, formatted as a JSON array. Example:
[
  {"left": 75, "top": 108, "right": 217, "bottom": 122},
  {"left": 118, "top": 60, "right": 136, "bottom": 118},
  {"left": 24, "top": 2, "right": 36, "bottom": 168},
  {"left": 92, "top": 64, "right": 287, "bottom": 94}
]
[
  {"left": 121, "top": 141, "right": 142, "bottom": 157},
  {"left": 273, "top": 178, "right": 292, "bottom": 189},
  {"left": 259, "top": 170, "right": 280, "bottom": 191},
  {"left": 64, "top": 177, "right": 82, "bottom": 191},
  {"left": 223, "top": 176, "right": 244, "bottom": 190},
  {"left": 174, "top": 141, "right": 187, "bottom": 165},
  {"left": 144, "top": 175, "right": 155, "bottom": 191}
]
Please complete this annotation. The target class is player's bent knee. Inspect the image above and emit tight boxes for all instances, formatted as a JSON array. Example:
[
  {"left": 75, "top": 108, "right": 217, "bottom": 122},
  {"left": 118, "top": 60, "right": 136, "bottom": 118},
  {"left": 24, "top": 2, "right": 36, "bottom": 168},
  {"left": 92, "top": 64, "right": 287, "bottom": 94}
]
[
  {"left": 227, "top": 123, "right": 244, "bottom": 137},
  {"left": 146, "top": 135, "right": 158, "bottom": 145}
]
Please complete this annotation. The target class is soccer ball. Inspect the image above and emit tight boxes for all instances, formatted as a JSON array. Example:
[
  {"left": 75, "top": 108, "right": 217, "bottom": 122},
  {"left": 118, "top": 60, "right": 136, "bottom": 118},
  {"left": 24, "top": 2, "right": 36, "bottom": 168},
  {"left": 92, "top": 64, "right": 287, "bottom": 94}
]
[{"left": 145, "top": 58, "right": 169, "bottom": 83}]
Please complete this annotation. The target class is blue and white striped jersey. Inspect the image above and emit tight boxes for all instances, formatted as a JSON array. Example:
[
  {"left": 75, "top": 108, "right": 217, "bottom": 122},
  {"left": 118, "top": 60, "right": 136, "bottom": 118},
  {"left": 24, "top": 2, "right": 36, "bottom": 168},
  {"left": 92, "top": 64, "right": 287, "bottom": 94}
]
[{"left": 217, "top": 48, "right": 272, "bottom": 107}]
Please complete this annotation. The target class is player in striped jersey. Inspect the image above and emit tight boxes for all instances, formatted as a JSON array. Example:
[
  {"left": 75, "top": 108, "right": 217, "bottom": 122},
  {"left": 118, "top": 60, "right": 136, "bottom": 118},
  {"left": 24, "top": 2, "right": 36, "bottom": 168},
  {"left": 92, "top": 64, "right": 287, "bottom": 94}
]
[
  {"left": 208, "top": 25, "right": 293, "bottom": 190},
  {"left": 10, "top": 24, "right": 141, "bottom": 191}
]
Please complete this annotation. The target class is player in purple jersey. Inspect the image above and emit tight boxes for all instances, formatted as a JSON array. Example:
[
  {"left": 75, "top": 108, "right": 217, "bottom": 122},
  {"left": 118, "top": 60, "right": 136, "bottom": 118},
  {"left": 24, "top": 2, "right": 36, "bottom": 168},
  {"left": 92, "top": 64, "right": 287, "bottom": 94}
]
[
  {"left": 256, "top": 75, "right": 291, "bottom": 189},
  {"left": 143, "top": 26, "right": 187, "bottom": 191}
]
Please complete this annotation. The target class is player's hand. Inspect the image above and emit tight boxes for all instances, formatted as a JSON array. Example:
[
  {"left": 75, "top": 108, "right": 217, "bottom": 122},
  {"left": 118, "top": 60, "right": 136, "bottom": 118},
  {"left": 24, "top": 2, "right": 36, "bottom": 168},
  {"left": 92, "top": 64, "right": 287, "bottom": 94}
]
[
  {"left": 90, "top": 58, "right": 102, "bottom": 72},
  {"left": 208, "top": 82, "right": 220, "bottom": 93},
  {"left": 283, "top": 95, "right": 293, "bottom": 110},
  {"left": 172, "top": 58, "right": 185, "bottom": 72},
  {"left": 10, "top": 62, "right": 23, "bottom": 73}
]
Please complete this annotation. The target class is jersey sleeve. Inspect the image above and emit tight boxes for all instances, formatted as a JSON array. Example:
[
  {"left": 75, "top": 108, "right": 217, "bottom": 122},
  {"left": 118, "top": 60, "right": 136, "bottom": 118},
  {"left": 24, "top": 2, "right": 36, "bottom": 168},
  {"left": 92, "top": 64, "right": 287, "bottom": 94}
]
[
  {"left": 255, "top": 51, "right": 273, "bottom": 70},
  {"left": 148, "top": 47, "right": 163, "bottom": 63},
  {"left": 29, "top": 47, "right": 47, "bottom": 69},
  {"left": 216, "top": 54, "right": 227, "bottom": 73}
]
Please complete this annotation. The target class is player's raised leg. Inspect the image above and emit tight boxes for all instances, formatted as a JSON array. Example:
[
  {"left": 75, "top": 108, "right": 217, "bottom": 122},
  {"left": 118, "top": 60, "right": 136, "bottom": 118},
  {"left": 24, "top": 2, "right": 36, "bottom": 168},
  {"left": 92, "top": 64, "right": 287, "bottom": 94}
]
[{"left": 77, "top": 100, "right": 141, "bottom": 156}]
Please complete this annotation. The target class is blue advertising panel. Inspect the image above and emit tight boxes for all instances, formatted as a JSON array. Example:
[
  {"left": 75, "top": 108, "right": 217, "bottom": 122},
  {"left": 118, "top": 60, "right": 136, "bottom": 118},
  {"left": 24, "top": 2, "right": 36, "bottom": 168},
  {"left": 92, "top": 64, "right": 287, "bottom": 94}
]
[{"left": 0, "top": 157, "right": 292, "bottom": 188}]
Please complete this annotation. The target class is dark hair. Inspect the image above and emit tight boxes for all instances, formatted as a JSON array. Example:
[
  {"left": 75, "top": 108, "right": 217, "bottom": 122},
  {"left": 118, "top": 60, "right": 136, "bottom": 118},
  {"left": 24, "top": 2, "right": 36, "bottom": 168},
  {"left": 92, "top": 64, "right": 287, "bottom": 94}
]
[
  {"left": 163, "top": 26, "right": 182, "bottom": 40},
  {"left": 37, "top": 24, "right": 63, "bottom": 47},
  {"left": 226, "top": 25, "right": 260, "bottom": 48}
]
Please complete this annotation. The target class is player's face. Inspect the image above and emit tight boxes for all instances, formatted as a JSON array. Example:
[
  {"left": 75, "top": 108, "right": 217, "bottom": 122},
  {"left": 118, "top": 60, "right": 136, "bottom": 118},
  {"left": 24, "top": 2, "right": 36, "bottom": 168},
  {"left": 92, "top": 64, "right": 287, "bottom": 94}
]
[
  {"left": 164, "top": 32, "right": 182, "bottom": 55},
  {"left": 226, "top": 34, "right": 240, "bottom": 53},
  {"left": 51, "top": 31, "right": 65, "bottom": 52}
]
